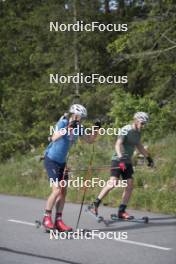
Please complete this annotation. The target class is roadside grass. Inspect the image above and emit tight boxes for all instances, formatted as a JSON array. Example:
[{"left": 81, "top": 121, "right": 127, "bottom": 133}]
[{"left": 0, "top": 134, "right": 176, "bottom": 214}]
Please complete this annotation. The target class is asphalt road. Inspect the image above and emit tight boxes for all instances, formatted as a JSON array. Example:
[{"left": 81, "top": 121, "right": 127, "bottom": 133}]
[{"left": 0, "top": 194, "right": 176, "bottom": 264}]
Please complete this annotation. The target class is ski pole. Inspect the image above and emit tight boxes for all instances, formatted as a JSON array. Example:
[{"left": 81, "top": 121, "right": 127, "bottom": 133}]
[{"left": 75, "top": 144, "right": 95, "bottom": 230}]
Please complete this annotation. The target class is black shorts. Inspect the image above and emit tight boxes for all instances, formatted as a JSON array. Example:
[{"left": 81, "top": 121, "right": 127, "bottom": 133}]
[
  {"left": 110, "top": 160, "right": 134, "bottom": 180},
  {"left": 44, "top": 155, "right": 68, "bottom": 182}
]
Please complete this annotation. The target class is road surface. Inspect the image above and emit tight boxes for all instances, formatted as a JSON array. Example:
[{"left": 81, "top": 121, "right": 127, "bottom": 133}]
[{"left": 0, "top": 194, "right": 175, "bottom": 264}]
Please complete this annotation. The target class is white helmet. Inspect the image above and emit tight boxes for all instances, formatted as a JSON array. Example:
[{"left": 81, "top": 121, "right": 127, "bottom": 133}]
[
  {"left": 134, "top": 112, "right": 149, "bottom": 123},
  {"left": 69, "top": 104, "right": 87, "bottom": 118}
]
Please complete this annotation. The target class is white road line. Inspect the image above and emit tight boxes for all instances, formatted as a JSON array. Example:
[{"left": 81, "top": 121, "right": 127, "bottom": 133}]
[
  {"left": 8, "top": 219, "right": 36, "bottom": 226},
  {"left": 113, "top": 238, "right": 172, "bottom": 251},
  {"left": 8, "top": 219, "right": 172, "bottom": 251},
  {"left": 91, "top": 234, "right": 172, "bottom": 251}
]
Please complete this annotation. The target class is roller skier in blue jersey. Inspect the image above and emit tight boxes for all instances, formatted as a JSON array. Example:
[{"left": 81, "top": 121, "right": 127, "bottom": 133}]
[{"left": 43, "top": 104, "right": 100, "bottom": 232}]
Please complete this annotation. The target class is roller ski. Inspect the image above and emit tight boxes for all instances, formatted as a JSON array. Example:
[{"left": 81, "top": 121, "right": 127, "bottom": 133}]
[
  {"left": 111, "top": 211, "right": 149, "bottom": 224},
  {"left": 85, "top": 203, "right": 105, "bottom": 224}
]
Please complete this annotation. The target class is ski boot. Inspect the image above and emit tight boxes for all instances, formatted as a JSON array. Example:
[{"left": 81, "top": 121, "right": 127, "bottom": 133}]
[
  {"left": 42, "top": 215, "right": 55, "bottom": 232},
  {"left": 118, "top": 211, "right": 134, "bottom": 220},
  {"left": 55, "top": 219, "right": 73, "bottom": 232}
]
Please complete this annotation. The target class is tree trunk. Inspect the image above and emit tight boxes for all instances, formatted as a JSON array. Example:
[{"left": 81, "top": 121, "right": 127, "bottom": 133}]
[{"left": 104, "top": 0, "right": 110, "bottom": 14}]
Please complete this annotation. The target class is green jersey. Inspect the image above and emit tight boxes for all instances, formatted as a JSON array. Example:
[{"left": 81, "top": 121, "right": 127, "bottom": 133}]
[{"left": 112, "top": 124, "right": 141, "bottom": 163}]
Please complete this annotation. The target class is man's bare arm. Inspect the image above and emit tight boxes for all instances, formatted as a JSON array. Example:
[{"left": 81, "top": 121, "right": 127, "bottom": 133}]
[
  {"left": 115, "top": 137, "right": 124, "bottom": 158},
  {"left": 136, "top": 142, "right": 149, "bottom": 157}
]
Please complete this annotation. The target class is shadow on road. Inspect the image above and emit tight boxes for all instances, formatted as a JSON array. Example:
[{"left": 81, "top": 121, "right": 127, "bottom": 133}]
[
  {"left": 91, "top": 218, "right": 176, "bottom": 233},
  {"left": 0, "top": 247, "right": 82, "bottom": 264},
  {"left": 147, "top": 216, "right": 176, "bottom": 220}
]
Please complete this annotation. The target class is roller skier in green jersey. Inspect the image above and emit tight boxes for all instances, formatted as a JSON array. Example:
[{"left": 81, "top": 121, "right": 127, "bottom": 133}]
[{"left": 89, "top": 112, "right": 154, "bottom": 220}]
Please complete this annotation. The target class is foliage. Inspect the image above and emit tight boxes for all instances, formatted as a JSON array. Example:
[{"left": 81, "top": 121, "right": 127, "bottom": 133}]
[
  {"left": 0, "top": 0, "right": 176, "bottom": 161},
  {"left": 109, "top": 88, "right": 175, "bottom": 141}
]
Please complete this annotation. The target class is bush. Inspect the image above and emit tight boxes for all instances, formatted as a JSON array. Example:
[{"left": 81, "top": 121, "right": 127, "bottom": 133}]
[{"left": 109, "top": 88, "right": 175, "bottom": 141}]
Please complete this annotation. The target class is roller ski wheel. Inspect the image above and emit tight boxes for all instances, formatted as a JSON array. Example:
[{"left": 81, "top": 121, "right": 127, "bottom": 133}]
[{"left": 142, "top": 216, "right": 149, "bottom": 223}]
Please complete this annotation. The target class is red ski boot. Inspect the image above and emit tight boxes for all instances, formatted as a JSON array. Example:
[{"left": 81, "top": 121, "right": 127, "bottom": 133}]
[
  {"left": 55, "top": 219, "right": 73, "bottom": 232},
  {"left": 42, "top": 215, "right": 55, "bottom": 231},
  {"left": 118, "top": 211, "right": 134, "bottom": 220}
]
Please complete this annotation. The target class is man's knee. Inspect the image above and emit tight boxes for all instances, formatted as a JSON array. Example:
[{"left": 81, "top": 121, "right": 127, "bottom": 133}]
[
  {"left": 52, "top": 187, "right": 61, "bottom": 197},
  {"left": 107, "top": 178, "right": 118, "bottom": 190}
]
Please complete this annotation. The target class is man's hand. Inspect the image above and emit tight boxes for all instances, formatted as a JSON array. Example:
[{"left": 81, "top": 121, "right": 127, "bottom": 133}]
[
  {"left": 146, "top": 156, "right": 154, "bottom": 168},
  {"left": 118, "top": 157, "right": 127, "bottom": 172},
  {"left": 118, "top": 161, "right": 126, "bottom": 172},
  {"left": 94, "top": 119, "right": 101, "bottom": 129},
  {"left": 68, "top": 120, "right": 79, "bottom": 129}
]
